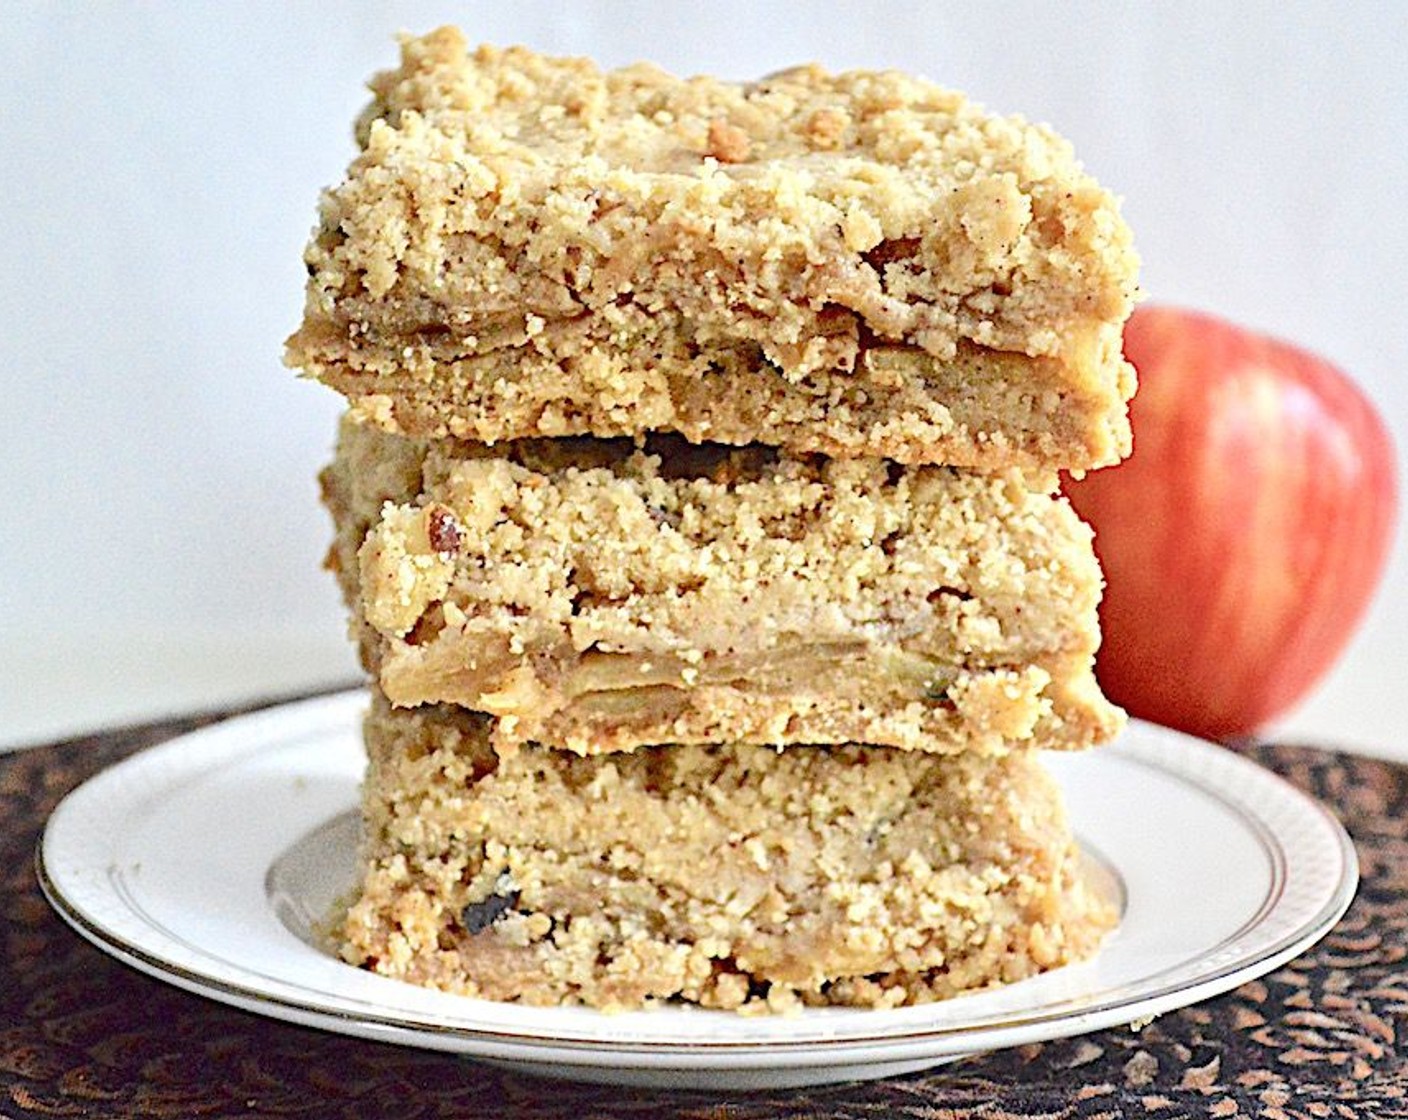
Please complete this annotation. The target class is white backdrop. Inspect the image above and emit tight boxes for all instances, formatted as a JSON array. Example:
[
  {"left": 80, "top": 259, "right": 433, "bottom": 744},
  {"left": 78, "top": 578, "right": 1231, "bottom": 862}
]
[{"left": 3, "top": 2, "right": 1404, "bottom": 754}]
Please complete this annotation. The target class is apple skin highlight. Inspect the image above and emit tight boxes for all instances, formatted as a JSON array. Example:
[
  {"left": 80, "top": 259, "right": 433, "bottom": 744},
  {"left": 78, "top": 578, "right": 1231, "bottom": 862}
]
[{"left": 1064, "top": 305, "right": 1398, "bottom": 742}]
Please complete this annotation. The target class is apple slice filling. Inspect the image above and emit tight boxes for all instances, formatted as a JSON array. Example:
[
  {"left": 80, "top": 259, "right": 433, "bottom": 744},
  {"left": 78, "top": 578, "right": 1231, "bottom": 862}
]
[{"left": 382, "top": 629, "right": 955, "bottom": 725}]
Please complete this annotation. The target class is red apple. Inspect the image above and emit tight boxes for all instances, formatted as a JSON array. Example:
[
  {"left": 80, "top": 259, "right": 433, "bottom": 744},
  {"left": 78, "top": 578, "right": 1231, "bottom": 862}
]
[{"left": 1064, "top": 305, "right": 1397, "bottom": 742}]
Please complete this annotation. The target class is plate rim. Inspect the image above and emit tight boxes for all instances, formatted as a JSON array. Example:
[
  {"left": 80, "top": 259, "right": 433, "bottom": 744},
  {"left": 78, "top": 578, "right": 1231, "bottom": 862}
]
[{"left": 37, "top": 690, "right": 1359, "bottom": 1063}]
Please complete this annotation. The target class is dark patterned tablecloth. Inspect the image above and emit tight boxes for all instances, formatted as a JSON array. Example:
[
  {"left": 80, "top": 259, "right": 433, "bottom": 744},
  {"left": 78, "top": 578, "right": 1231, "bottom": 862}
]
[{"left": 3, "top": 699, "right": 1405, "bottom": 1120}]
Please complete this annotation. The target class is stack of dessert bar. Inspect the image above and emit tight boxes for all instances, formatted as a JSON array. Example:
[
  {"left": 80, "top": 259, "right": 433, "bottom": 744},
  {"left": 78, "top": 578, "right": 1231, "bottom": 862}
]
[{"left": 290, "top": 27, "right": 1140, "bottom": 1012}]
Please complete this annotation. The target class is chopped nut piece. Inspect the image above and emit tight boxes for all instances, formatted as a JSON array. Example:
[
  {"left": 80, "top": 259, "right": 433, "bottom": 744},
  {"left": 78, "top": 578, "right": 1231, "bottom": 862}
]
[
  {"left": 804, "top": 106, "right": 849, "bottom": 149},
  {"left": 460, "top": 876, "right": 520, "bottom": 934},
  {"left": 425, "top": 505, "right": 462, "bottom": 556},
  {"left": 706, "top": 118, "right": 752, "bottom": 163}
]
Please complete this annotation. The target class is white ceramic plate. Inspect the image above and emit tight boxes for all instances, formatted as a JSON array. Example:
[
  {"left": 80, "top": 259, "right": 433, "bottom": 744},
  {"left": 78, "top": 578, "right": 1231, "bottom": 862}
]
[{"left": 39, "top": 691, "right": 1356, "bottom": 1090}]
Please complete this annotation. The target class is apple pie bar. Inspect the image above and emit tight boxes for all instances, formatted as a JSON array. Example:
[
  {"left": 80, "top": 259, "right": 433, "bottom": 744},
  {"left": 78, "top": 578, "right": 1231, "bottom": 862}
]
[
  {"left": 340, "top": 693, "right": 1114, "bottom": 1011},
  {"left": 321, "top": 416, "right": 1123, "bottom": 756},
  {"left": 287, "top": 27, "right": 1140, "bottom": 471}
]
